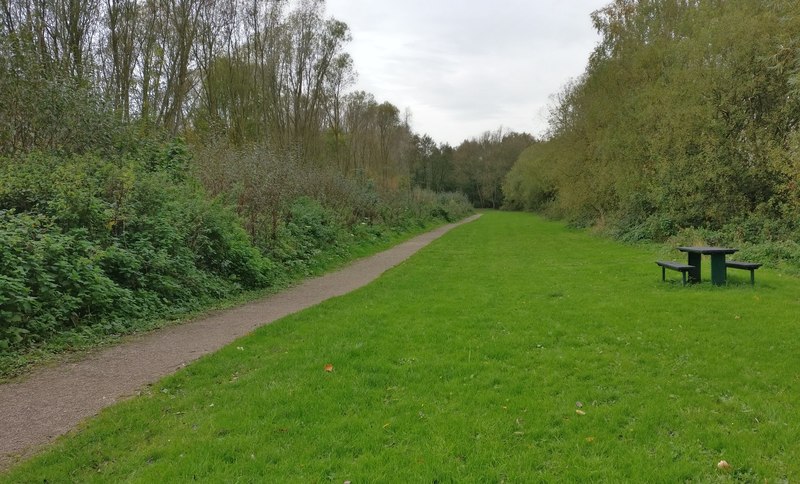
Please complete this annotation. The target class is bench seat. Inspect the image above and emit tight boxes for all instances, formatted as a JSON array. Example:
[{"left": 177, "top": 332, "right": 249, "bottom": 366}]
[
  {"left": 725, "top": 261, "right": 762, "bottom": 285},
  {"left": 656, "top": 261, "right": 695, "bottom": 285}
]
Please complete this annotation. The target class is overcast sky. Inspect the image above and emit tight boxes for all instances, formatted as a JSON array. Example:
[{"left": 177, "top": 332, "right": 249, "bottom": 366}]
[{"left": 324, "top": 0, "right": 609, "bottom": 146}]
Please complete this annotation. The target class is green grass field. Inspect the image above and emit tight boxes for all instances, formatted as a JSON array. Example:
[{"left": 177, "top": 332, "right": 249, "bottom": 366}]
[{"left": 4, "top": 211, "right": 799, "bottom": 482}]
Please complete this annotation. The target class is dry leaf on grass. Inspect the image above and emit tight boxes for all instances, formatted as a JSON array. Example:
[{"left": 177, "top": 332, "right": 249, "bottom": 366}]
[
  {"left": 324, "top": 364, "right": 334, "bottom": 372},
  {"left": 576, "top": 409, "right": 586, "bottom": 416}
]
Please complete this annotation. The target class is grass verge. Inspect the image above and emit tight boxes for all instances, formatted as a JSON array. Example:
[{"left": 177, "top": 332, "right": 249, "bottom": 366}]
[
  {"left": 0, "top": 219, "right": 447, "bottom": 382},
  {"left": 3, "top": 211, "right": 799, "bottom": 481}
]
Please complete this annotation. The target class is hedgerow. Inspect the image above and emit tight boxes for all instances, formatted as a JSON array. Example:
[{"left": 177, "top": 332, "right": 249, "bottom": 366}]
[
  {"left": 0, "top": 149, "right": 274, "bottom": 354},
  {"left": 0, "top": 144, "right": 472, "bottom": 373}
]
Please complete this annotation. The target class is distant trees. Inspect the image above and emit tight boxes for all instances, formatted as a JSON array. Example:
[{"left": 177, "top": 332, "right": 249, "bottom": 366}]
[
  {"left": 0, "top": 0, "right": 535, "bottom": 209},
  {"left": 409, "top": 134, "right": 451, "bottom": 192},
  {"left": 405, "top": 128, "right": 535, "bottom": 208},
  {"left": 504, "top": 0, "right": 800, "bottom": 241},
  {"left": 1, "top": 0, "right": 452, "bottom": 190},
  {"left": 451, "top": 129, "right": 534, "bottom": 208}
]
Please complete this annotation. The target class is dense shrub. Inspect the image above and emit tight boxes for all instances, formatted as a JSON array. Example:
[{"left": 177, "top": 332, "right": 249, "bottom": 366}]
[
  {"left": 382, "top": 188, "right": 473, "bottom": 225},
  {"left": 0, "top": 211, "right": 128, "bottom": 349},
  {"left": 660, "top": 212, "right": 800, "bottom": 272},
  {"left": 192, "top": 143, "right": 473, "bottom": 242},
  {"left": 0, "top": 151, "right": 274, "bottom": 352},
  {"left": 270, "top": 197, "right": 342, "bottom": 275},
  {"left": 0, "top": 144, "right": 473, "bottom": 364}
]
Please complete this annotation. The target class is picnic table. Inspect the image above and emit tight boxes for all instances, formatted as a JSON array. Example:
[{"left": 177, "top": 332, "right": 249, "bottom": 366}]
[{"left": 677, "top": 246, "right": 738, "bottom": 286}]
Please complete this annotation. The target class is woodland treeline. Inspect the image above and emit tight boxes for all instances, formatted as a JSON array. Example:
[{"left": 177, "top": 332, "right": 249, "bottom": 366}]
[
  {"left": 0, "top": 0, "right": 533, "bottom": 364},
  {"left": 505, "top": 0, "right": 800, "bottom": 263},
  {"left": 0, "top": 0, "right": 530, "bottom": 198}
]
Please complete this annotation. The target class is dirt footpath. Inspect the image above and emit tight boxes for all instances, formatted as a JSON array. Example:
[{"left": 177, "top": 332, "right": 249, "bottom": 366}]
[{"left": 0, "top": 214, "right": 480, "bottom": 470}]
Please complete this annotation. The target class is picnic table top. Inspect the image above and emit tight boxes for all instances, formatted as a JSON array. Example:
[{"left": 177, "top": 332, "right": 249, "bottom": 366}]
[{"left": 677, "top": 246, "right": 738, "bottom": 255}]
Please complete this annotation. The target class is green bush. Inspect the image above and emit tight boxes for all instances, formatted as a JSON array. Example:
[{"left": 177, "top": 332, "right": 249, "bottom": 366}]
[
  {"left": 0, "top": 211, "right": 129, "bottom": 349},
  {"left": 0, "top": 151, "right": 275, "bottom": 354},
  {"left": 656, "top": 217, "right": 800, "bottom": 274},
  {"left": 0, "top": 143, "right": 474, "bottom": 370},
  {"left": 270, "top": 197, "right": 342, "bottom": 274},
  {"left": 369, "top": 188, "right": 472, "bottom": 230}
]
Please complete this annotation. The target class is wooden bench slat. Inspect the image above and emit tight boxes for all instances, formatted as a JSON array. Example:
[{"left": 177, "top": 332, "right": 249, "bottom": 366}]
[
  {"left": 725, "top": 260, "right": 762, "bottom": 285},
  {"left": 655, "top": 261, "right": 694, "bottom": 271},
  {"left": 726, "top": 261, "right": 762, "bottom": 270}
]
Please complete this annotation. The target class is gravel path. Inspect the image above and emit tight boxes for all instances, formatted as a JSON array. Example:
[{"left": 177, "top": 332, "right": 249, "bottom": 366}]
[{"left": 0, "top": 214, "right": 480, "bottom": 470}]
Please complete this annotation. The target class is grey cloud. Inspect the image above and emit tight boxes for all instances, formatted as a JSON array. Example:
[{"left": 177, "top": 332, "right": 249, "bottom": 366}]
[{"left": 326, "top": 0, "right": 608, "bottom": 144}]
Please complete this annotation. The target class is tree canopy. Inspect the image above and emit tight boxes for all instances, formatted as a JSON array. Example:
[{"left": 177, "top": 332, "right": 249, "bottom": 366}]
[{"left": 504, "top": 0, "right": 800, "bottom": 243}]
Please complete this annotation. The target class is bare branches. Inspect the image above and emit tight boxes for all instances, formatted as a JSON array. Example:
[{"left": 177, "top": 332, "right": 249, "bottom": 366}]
[{"left": 0, "top": 0, "right": 419, "bottom": 190}]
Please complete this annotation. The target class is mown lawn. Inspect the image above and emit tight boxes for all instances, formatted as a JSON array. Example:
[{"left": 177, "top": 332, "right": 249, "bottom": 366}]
[{"left": 3, "top": 211, "right": 799, "bottom": 482}]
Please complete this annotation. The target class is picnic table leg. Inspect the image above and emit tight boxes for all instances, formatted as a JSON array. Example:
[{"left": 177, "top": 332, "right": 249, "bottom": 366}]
[
  {"left": 686, "top": 252, "right": 701, "bottom": 283},
  {"left": 710, "top": 253, "right": 727, "bottom": 286}
]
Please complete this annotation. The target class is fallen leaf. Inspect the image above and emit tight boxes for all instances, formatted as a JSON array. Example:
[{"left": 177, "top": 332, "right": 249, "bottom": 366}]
[
  {"left": 324, "top": 364, "right": 334, "bottom": 372},
  {"left": 576, "top": 401, "right": 584, "bottom": 408},
  {"left": 576, "top": 409, "right": 586, "bottom": 416},
  {"left": 717, "top": 460, "right": 731, "bottom": 470}
]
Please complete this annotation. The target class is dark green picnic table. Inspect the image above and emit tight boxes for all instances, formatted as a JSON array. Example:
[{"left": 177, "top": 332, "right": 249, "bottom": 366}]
[{"left": 677, "top": 246, "right": 738, "bottom": 286}]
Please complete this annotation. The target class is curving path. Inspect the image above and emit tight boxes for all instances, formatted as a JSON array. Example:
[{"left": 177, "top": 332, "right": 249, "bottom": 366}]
[{"left": 0, "top": 214, "right": 481, "bottom": 470}]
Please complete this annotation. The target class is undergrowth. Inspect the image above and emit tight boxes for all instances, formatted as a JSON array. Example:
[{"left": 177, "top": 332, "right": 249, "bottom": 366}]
[{"left": 0, "top": 144, "right": 472, "bottom": 378}]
